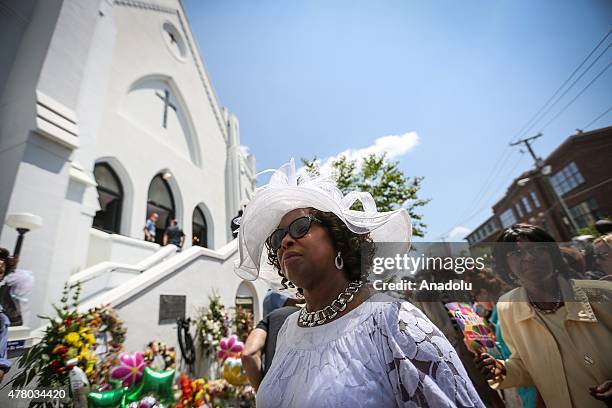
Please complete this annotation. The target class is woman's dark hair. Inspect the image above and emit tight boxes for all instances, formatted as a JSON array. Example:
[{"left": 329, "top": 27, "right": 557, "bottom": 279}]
[
  {"left": 492, "top": 223, "right": 570, "bottom": 283},
  {"left": 265, "top": 209, "right": 375, "bottom": 291},
  {"left": 0, "top": 248, "right": 9, "bottom": 261},
  {"left": 0, "top": 247, "right": 17, "bottom": 273}
]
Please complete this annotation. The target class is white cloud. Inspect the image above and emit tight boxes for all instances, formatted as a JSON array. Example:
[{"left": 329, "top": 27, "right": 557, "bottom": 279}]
[
  {"left": 300, "top": 132, "right": 419, "bottom": 177},
  {"left": 447, "top": 226, "right": 471, "bottom": 239}
]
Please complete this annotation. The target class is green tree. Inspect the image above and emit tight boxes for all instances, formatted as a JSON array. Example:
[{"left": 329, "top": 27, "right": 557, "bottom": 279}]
[{"left": 301, "top": 153, "right": 430, "bottom": 237}]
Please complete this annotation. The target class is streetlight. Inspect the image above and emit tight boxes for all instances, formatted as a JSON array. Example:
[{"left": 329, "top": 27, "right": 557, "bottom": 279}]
[{"left": 5, "top": 213, "right": 43, "bottom": 257}]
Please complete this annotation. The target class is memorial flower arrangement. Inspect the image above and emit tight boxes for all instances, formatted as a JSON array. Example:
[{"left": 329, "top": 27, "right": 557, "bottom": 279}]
[
  {"left": 10, "top": 283, "right": 102, "bottom": 391},
  {"left": 175, "top": 374, "right": 255, "bottom": 408},
  {"left": 143, "top": 340, "right": 176, "bottom": 370},
  {"left": 232, "top": 307, "right": 254, "bottom": 343},
  {"left": 195, "top": 292, "right": 229, "bottom": 358},
  {"left": 88, "top": 304, "right": 128, "bottom": 384}
]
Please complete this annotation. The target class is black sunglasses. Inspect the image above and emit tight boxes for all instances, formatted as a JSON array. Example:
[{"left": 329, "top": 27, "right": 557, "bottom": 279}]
[
  {"left": 267, "top": 215, "right": 322, "bottom": 250},
  {"left": 506, "top": 245, "right": 551, "bottom": 261}
]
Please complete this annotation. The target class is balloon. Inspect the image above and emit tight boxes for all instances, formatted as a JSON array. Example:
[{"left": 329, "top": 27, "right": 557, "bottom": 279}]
[
  {"left": 223, "top": 357, "right": 248, "bottom": 385},
  {"left": 111, "top": 352, "right": 146, "bottom": 387},
  {"left": 130, "top": 395, "right": 164, "bottom": 408},
  {"left": 217, "top": 335, "right": 244, "bottom": 360},
  {"left": 125, "top": 367, "right": 175, "bottom": 404},
  {"left": 88, "top": 387, "right": 128, "bottom": 408}
]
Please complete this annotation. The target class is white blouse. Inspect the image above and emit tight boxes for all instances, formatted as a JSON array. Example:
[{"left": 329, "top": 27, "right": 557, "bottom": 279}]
[{"left": 256, "top": 294, "right": 485, "bottom": 408}]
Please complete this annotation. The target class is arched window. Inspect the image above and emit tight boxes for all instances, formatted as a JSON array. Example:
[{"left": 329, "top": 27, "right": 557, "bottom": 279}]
[
  {"left": 93, "top": 163, "right": 123, "bottom": 233},
  {"left": 192, "top": 207, "right": 208, "bottom": 248},
  {"left": 147, "top": 174, "right": 175, "bottom": 245}
]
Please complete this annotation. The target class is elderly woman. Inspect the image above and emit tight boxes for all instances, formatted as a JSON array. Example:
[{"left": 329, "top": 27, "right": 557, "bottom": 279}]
[
  {"left": 476, "top": 224, "right": 612, "bottom": 408},
  {"left": 236, "top": 160, "right": 484, "bottom": 407}
]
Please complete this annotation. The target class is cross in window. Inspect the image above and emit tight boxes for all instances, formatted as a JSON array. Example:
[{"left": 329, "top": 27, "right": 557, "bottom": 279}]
[{"left": 155, "top": 89, "right": 177, "bottom": 129}]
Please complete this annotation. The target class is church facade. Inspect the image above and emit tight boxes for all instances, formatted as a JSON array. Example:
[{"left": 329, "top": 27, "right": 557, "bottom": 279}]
[{"left": 0, "top": 0, "right": 264, "bottom": 354}]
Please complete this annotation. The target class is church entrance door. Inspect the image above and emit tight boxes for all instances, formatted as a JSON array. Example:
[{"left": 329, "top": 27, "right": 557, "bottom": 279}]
[{"left": 147, "top": 174, "right": 175, "bottom": 245}]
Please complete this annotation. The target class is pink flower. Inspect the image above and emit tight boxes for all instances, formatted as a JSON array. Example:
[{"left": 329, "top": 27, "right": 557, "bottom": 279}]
[
  {"left": 111, "top": 352, "right": 145, "bottom": 387},
  {"left": 217, "top": 335, "right": 244, "bottom": 361}
]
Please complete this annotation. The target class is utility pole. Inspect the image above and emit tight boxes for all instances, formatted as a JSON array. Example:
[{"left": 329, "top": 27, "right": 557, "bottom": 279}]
[
  {"left": 510, "top": 133, "right": 544, "bottom": 167},
  {"left": 510, "top": 133, "right": 579, "bottom": 239}
]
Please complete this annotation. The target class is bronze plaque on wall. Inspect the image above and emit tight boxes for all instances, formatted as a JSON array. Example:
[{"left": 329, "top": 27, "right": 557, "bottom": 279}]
[{"left": 159, "top": 295, "right": 186, "bottom": 324}]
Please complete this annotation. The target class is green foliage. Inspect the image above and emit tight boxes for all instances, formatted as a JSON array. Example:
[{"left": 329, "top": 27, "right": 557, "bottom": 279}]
[
  {"left": 301, "top": 153, "right": 430, "bottom": 237},
  {"left": 577, "top": 225, "right": 600, "bottom": 238}
]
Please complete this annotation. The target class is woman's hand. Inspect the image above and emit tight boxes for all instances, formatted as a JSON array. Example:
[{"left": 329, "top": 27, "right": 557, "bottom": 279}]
[
  {"left": 474, "top": 352, "right": 506, "bottom": 381},
  {"left": 590, "top": 379, "right": 612, "bottom": 406}
]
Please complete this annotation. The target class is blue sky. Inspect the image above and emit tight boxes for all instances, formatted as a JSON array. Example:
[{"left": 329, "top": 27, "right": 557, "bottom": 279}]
[{"left": 183, "top": 0, "right": 612, "bottom": 241}]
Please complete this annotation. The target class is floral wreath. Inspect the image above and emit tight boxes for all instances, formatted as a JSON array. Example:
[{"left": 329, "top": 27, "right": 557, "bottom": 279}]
[
  {"left": 86, "top": 304, "right": 127, "bottom": 384},
  {"left": 143, "top": 341, "right": 176, "bottom": 370}
]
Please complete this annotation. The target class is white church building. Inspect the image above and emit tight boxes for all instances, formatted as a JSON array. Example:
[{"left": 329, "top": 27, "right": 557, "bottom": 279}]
[{"left": 0, "top": 0, "right": 269, "bottom": 368}]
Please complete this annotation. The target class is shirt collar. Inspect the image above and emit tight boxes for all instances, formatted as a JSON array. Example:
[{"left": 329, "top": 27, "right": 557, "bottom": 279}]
[{"left": 513, "top": 277, "right": 598, "bottom": 323}]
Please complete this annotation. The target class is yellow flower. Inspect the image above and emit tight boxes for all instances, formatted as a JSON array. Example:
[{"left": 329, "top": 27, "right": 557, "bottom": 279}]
[
  {"left": 66, "top": 347, "right": 78, "bottom": 359},
  {"left": 64, "top": 332, "right": 80, "bottom": 346},
  {"left": 195, "top": 390, "right": 204, "bottom": 402}
]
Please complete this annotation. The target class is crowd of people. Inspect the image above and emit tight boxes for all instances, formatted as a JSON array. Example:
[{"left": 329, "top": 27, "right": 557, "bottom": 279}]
[{"left": 235, "top": 159, "right": 612, "bottom": 407}]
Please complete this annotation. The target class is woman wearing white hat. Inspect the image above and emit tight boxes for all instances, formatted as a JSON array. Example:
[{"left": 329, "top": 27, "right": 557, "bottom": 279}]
[{"left": 236, "top": 159, "right": 484, "bottom": 407}]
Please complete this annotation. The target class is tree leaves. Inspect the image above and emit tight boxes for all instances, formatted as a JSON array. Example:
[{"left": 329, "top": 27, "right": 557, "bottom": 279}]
[{"left": 302, "top": 153, "right": 430, "bottom": 237}]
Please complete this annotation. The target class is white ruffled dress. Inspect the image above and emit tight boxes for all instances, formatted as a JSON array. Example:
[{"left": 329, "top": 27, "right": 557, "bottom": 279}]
[{"left": 256, "top": 294, "right": 485, "bottom": 408}]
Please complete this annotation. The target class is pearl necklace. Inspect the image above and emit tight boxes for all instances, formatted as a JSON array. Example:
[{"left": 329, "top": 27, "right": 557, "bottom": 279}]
[{"left": 298, "top": 281, "right": 363, "bottom": 327}]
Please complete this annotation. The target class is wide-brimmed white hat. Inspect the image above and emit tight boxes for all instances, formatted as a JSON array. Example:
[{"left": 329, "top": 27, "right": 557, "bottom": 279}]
[{"left": 235, "top": 158, "right": 412, "bottom": 282}]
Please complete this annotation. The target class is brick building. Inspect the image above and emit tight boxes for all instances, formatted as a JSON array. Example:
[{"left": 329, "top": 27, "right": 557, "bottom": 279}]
[{"left": 466, "top": 125, "right": 612, "bottom": 245}]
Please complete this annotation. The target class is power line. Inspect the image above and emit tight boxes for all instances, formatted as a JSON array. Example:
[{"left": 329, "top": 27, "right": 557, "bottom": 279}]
[
  {"left": 512, "top": 29, "right": 612, "bottom": 141},
  {"left": 440, "top": 30, "right": 612, "bottom": 241},
  {"left": 519, "top": 39, "right": 612, "bottom": 139},
  {"left": 540, "top": 59, "right": 612, "bottom": 131},
  {"left": 582, "top": 105, "right": 612, "bottom": 130},
  {"left": 438, "top": 151, "right": 526, "bottom": 240},
  {"left": 454, "top": 146, "right": 513, "bottom": 222}
]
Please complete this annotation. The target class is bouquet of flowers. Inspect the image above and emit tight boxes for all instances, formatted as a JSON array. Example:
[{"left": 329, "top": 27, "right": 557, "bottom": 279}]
[
  {"left": 195, "top": 291, "right": 228, "bottom": 358},
  {"left": 204, "top": 379, "right": 255, "bottom": 408},
  {"left": 8, "top": 283, "right": 127, "bottom": 407},
  {"left": 232, "top": 307, "right": 254, "bottom": 342},
  {"left": 143, "top": 340, "right": 176, "bottom": 370},
  {"left": 87, "top": 304, "right": 127, "bottom": 384}
]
